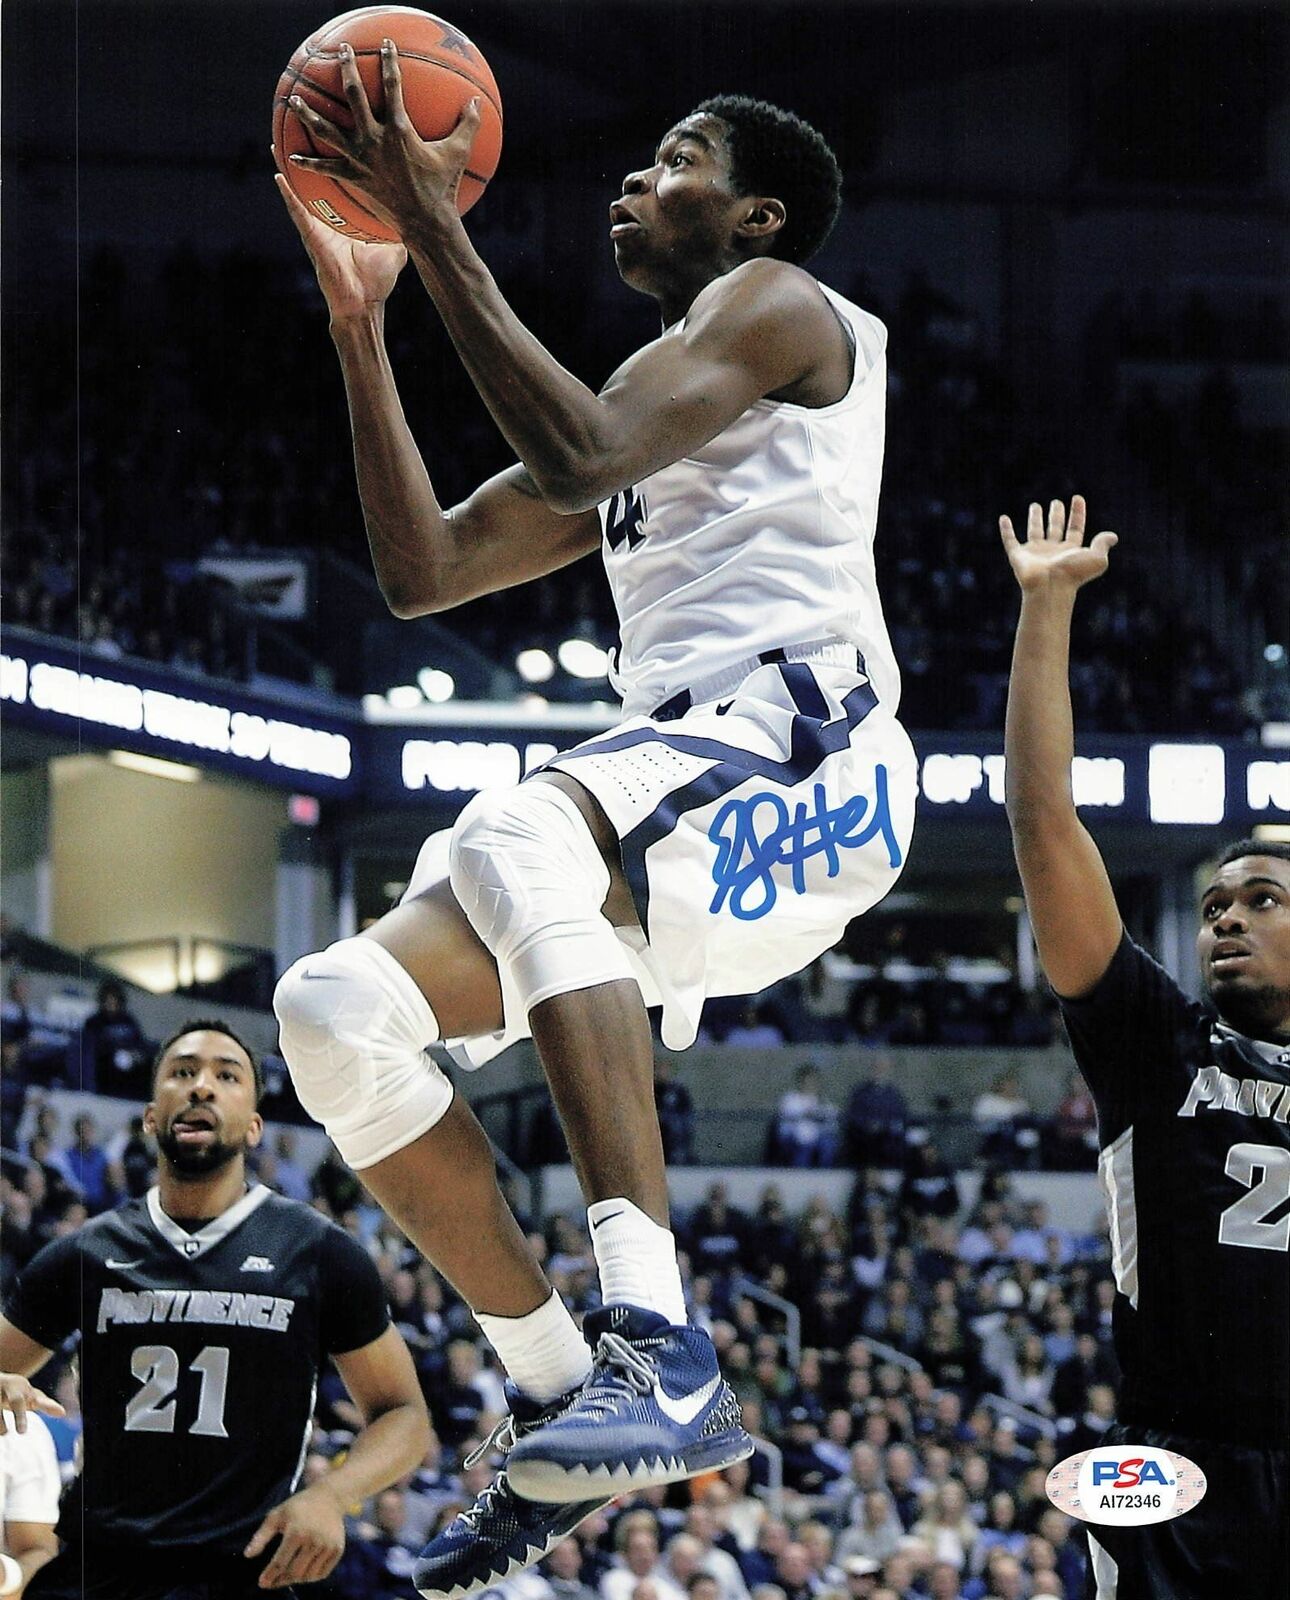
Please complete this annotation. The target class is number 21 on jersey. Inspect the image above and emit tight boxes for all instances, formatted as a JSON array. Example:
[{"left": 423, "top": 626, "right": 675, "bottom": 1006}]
[
  {"left": 126, "top": 1344, "right": 230, "bottom": 1437},
  {"left": 1218, "top": 1143, "right": 1290, "bottom": 1251}
]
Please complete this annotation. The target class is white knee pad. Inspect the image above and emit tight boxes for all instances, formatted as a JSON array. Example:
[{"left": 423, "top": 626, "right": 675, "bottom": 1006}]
[
  {"left": 273, "top": 937, "right": 452, "bottom": 1170},
  {"left": 448, "top": 781, "right": 637, "bottom": 1017}
]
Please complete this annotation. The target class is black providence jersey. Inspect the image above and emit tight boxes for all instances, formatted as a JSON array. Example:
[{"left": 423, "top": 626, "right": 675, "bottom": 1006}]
[
  {"left": 1060, "top": 935, "right": 1290, "bottom": 1446},
  {"left": 4, "top": 1185, "right": 389, "bottom": 1553}
]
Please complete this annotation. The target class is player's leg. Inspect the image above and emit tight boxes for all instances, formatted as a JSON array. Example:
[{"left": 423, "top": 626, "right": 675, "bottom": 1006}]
[
  {"left": 274, "top": 858, "right": 615, "bottom": 1600},
  {"left": 1084, "top": 1427, "right": 1288, "bottom": 1599},
  {"left": 443, "top": 772, "right": 751, "bottom": 1501},
  {"left": 526, "top": 773, "right": 670, "bottom": 1222},
  {"left": 275, "top": 866, "right": 605, "bottom": 1420}
]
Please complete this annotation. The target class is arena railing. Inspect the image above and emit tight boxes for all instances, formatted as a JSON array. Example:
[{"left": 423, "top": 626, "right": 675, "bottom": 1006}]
[
  {"left": 858, "top": 1336, "right": 925, "bottom": 1376},
  {"left": 980, "top": 1391, "right": 1057, "bottom": 1441},
  {"left": 732, "top": 1274, "right": 802, "bottom": 1369}
]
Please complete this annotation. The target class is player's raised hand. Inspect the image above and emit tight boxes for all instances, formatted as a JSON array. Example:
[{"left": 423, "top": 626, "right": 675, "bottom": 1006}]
[
  {"left": 287, "top": 40, "right": 480, "bottom": 236},
  {"left": 274, "top": 167, "right": 407, "bottom": 324},
  {"left": 245, "top": 1481, "right": 347, "bottom": 1589},
  {"left": 0, "top": 1372, "right": 65, "bottom": 1435},
  {"left": 999, "top": 496, "right": 1119, "bottom": 592}
]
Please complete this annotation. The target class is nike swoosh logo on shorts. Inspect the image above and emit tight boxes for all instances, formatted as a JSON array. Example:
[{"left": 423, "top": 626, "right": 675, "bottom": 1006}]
[
  {"left": 651, "top": 1374, "right": 722, "bottom": 1426},
  {"left": 105, "top": 1258, "right": 143, "bottom": 1270}
]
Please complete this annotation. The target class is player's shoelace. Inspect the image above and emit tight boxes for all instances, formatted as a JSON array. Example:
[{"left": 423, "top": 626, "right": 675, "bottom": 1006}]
[
  {"left": 570, "top": 1330, "right": 663, "bottom": 1418},
  {"left": 458, "top": 1473, "right": 512, "bottom": 1532},
  {"left": 463, "top": 1412, "right": 522, "bottom": 1469}
]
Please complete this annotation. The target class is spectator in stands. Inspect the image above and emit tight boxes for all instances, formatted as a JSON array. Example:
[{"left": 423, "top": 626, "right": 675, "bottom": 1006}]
[
  {"left": 332, "top": 1485, "right": 420, "bottom": 1597},
  {"left": 971, "top": 1074, "right": 1035, "bottom": 1170},
  {"left": 836, "top": 1493, "right": 906, "bottom": 1569},
  {"left": 427, "top": 1339, "right": 496, "bottom": 1448},
  {"left": 725, "top": 1002, "right": 787, "bottom": 1049},
  {"left": 793, "top": 957, "right": 850, "bottom": 1044},
  {"left": 688, "top": 1575, "right": 723, "bottom": 1600},
  {"left": 1000, "top": 1333, "right": 1055, "bottom": 1415},
  {"left": 104, "top": 1114, "right": 155, "bottom": 1199},
  {"left": 662, "top": 1534, "right": 707, "bottom": 1597},
  {"left": 977, "top": 1549, "right": 1026, "bottom": 1600},
  {"left": 1035, "top": 1509, "right": 1082, "bottom": 1600},
  {"left": 842, "top": 1056, "right": 909, "bottom": 1168},
  {"left": 60, "top": 1113, "right": 114, "bottom": 1214},
  {"left": 898, "top": 1142, "right": 960, "bottom": 1222},
  {"left": 269, "top": 1129, "right": 312, "bottom": 1201},
  {"left": 926, "top": 1562, "right": 966, "bottom": 1600},
  {"left": 654, "top": 1058, "right": 695, "bottom": 1165},
  {"left": 1045, "top": 1073, "right": 1097, "bottom": 1170},
  {"left": 0, "top": 1033, "right": 28, "bottom": 1149},
  {"left": 684, "top": 1184, "right": 749, "bottom": 1279},
  {"left": 708, "top": 1463, "right": 763, "bottom": 1555},
  {"left": 545, "top": 1537, "right": 601, "bottom": 1600},
  {"left": 773, "top": 1542, "right": 819, "bottom": 1600},
  {"left": 311, "top": 1140, "right": 363, "bottom": 1220},
  {"left": 781, "top": 1406, "right": 844, "bottom": 1494},
  {"left": 796, "top": 1521, "right": 843, "bottom": 1591},
  {"left": 917, "top": 1306, "right": 982, "bottom": 1395},
  {"left": 682, "top": 1504, "right": 750, "bottom": 1600},
  {"left": 75, "top": 980, "right": 149, "bottom": 1097},
  {"left": 747, "top": 1186, "right": 799, "bottom": 1278},
  {"left": 1051, "top": 1332, "right": 1115, "bottom": 1422},
  {"left": 1067, "top": 1383, "right": 1117, "bottom": 1456},
  {"left": 601, "top": 1514, "right": 684, "bottom": 1600},
  {"left": 839, "top": 1556, "right": 882, "bottom": 1600},
  {"left": 768, "top": 1066, "right": 840, "bottom": 1167},
  {"left": 983, "top": 1421, "right": 1031, "bottom": 1496},
  {"left": 970, "top": 1494, "right": 1026, "bottom": 1574},
  {"left": 737, "top": 1518, "right": 791, "bottom": 1588}
]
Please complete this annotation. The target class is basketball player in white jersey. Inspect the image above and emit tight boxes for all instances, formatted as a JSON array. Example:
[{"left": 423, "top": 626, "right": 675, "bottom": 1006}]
[{"left": 274, "top": 48, "right": 917, "bottom": 1598}]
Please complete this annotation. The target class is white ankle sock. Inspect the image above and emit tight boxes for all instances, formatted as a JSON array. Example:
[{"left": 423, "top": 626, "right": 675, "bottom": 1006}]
[
  {"left": 474, "top": 1290, "right": 593, "bottom": 1404},
  {"left": 587, "top": 1198, "right": 688, "bottom": 1325}
]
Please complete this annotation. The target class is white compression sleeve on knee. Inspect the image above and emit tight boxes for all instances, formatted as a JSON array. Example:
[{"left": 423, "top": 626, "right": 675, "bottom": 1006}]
[
  {"left": 448, "top": 781, "right": 637, "bottom": 1017},
  {"left": 274, "top": 937, "right": 452, "bottom": 1170}
]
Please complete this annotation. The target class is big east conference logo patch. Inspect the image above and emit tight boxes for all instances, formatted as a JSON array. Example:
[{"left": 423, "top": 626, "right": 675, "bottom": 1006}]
[{"left": 1046, "top": 1445, "right": 1208, "bottom": 1527}]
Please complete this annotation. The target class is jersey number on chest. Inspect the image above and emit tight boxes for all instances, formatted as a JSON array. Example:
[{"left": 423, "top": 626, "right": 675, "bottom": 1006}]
[
  {"left": 125, "top": 1344, "right": 231, "bottom": 1437},
  {"left": 1218, "top": 1143, "right": 1290, "bottom": 1252},
  {"left": 605, "top": 486, "right": 648, "bottom": 552}
]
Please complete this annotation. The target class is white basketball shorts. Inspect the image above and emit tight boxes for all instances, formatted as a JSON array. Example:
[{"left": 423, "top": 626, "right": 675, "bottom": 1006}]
[{"left": 404, "top": 658, "right": 917, "bottom": 1064}]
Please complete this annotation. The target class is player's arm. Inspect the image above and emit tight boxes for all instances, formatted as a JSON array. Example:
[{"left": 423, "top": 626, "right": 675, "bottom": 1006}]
[
  {"left": 2, "top": 1519, "right": 60, "bottom": 1595},
  {"left": 244, "top": 1224, "right": 430, "bottom": 1591},
  {"left": 244, "top": 1326, "right": 428, "bottom": 1590},
  {"left": 1000, "top": 497, "right": 1123, "bottom": 999},
  {"left": 0, "top": 1401, "right": 62, "bottom": 1594},
  {"left": 274, "top": 174, "right": 600, "bottom": 617},
  {"left": 287, "top": 50, "right": 848, "bottom": 512},
  {"left": 0, "top": 1421, "right": 62, "bottom": 1595},
  {"left": 0, "top": 1328, "right": 57, "bottom": 1392}
]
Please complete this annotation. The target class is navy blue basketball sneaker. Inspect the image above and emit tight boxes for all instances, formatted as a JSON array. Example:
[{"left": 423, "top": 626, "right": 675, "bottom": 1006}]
[
  {"left": 505, "top": 1305, "right": 753, "bottom": 1503},
  {"left": 413, "top": 1387, "right": 610, "bottom": 1599}
]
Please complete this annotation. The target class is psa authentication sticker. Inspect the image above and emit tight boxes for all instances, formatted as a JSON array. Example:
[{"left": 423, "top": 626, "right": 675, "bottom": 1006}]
[{"left": 1046, "top": 1445, "right": 1208, "bottom": 1526}]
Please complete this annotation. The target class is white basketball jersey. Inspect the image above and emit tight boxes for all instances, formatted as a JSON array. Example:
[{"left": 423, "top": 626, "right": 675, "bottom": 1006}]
[{"left": 599, "top": 283, "right": 899, "bottom": 719}]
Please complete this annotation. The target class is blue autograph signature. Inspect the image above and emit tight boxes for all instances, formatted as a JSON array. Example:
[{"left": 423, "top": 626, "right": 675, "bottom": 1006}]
[{"left": 708, "top": 766, "right": 902, "bottom": 922}]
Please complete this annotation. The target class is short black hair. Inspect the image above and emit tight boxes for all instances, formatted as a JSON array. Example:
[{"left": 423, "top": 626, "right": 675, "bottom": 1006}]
[
  {"left": 691, "top": 94, "right": 842, "bottom": 266},
  {"left": 1216, "top": 838, "right": 1290, "bottom": 870},
  {"left": 152, "top": 1018, "right": 263, "bottom": 1105}
]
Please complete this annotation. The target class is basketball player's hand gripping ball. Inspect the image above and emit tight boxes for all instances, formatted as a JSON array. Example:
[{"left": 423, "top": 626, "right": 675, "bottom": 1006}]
[{"left": 272, "top": 7, "right": 502, "bottom": 243}]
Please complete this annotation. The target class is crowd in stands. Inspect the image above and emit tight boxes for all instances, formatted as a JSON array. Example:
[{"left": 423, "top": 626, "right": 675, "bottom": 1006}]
[
  {"left": 3, "top": 245, "right": 1273, "bottom": 735},
  {"left": 700, "top": 952, "right": 1060, "bottom": 1055},
  {"left": 1, "top": 1085, "right": 1115, "bottom": 1599},
  {"left": 3, "top": 949, "right": 1093, "bottom": 1184}
]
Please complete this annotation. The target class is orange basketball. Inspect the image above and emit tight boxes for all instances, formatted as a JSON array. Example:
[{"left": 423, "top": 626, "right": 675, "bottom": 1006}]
[{"left": 273, "top": 6, "right": 502, "bottom": 243}]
